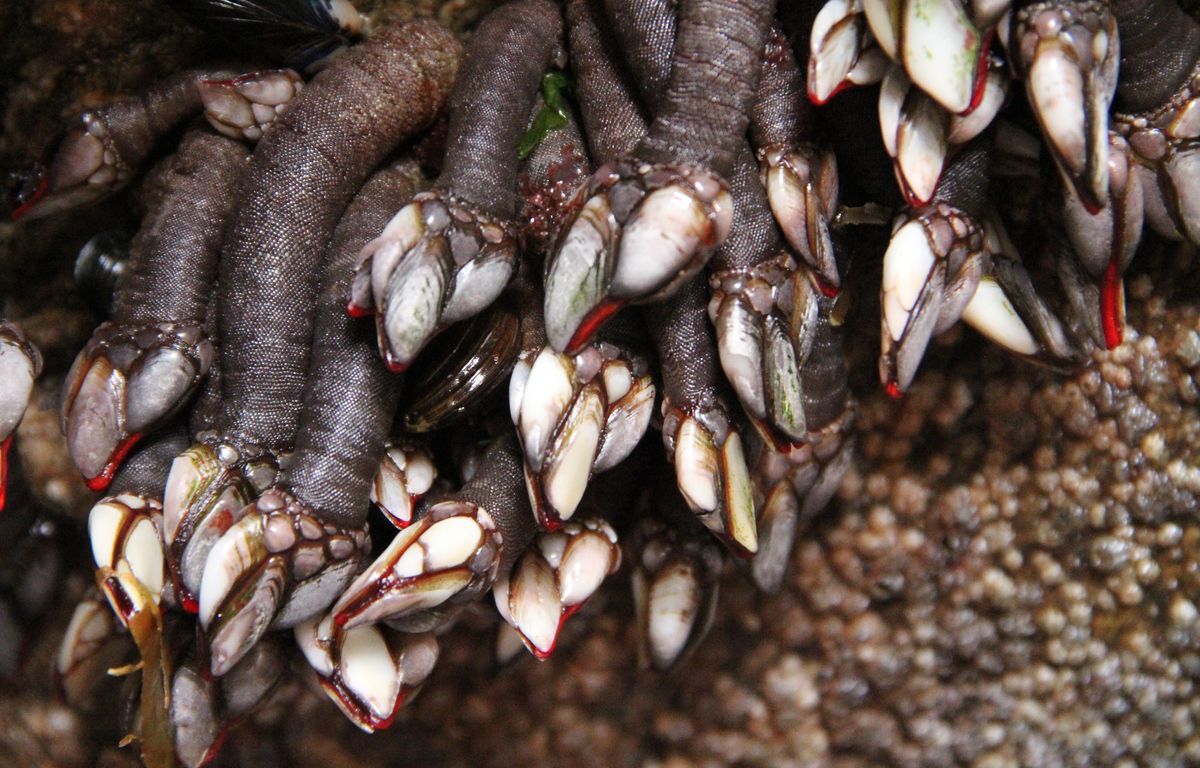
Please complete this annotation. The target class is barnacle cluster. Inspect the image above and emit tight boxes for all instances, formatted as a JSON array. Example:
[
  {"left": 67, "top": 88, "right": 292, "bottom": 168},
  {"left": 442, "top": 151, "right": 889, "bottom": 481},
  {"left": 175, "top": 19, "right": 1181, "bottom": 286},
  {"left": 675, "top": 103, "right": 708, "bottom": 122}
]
[{"left": 1, "top": 0, "right": 1200, "bottom": 765}]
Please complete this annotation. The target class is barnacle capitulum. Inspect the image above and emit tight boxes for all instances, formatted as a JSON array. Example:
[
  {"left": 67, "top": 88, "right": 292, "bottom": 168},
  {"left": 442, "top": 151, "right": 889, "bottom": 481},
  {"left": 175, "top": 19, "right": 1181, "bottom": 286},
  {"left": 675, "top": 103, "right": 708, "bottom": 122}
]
[
  {"left": 5, "top": 67, "right": 253, "bottom": 221},
  {"left": 63, "top": 322, "right": 213, "bottom": 491},
  {"left": 197, "top": 488, "right": 370, "bottom": 676},
  {"left": 1059, "top": 131, "right": 1144, "bottom": 349},
  {"left": 296, "top": 613, "right": 439, "bottom": 732},
  {"left": 332, "top": 500, "right": 501, "bottom": 632},
  {"left": 162, "top": 437, "right": 274, "bottom": 612},
  {"left": 60, "top": 128, "right": 247, "bottom": 492},
  {"left": 349, "top": 0, "right": 560, "bottom": 372},
  {"left": 751, "top": 411, "right": 855, "bottom": 593},
  {"left": 862, "top": 0, "right": 992, "bottom": 115},
  {"left": 631, "top": 514, "right": 723, "bottom": 672},
  {"left": 54, "top": 596, "right": 131, "bottom": 708},
  {"left": 709, "top": 255, "right": 825, "bottom": 447},
  {"left": 1011, "top": 0, "right": 1119, "bottom": 213},
  {"left": 880, "top": 202, "right": 986, "bottom": 395},
  {"left": 965, "top": 210, "right": 1086, "bottom": 369},
  {"left": 662, "top": 402, "right": 758, "bottom": 557},
  {"left": 808, "top": 0, "right": 875, "bottom": 105},
  {"left": 371, "top": 442, "right": 438, "bottom": 529},
  {"left": 879, "top": 66, "right": 951, "bottom": 207},
  {"left": 758, "top": 144, "right": 841, "bottom": 290},
  {"left": 0, "top": 321, "right": 41, "bottom": 512},
  {"left": 353, "top": 190, "right": 520, "bottom": 372},
  {"left": 493, "top": 517, "right": 620, "bottom": 658},
  {"left": 88, "top": 493, "right": 166, "bottom": 626},
  {"left": 543, "top": 159, "right": 734, "bottom": 353},
  {"left": 1114, "top": 65, "right": 1200, "bottom": 244},
  {"left": 199, "top": 68, "right": 304, "bottom": 141},
  {"left": 511, "top": 343, "right": 654, "bottom": 529}
]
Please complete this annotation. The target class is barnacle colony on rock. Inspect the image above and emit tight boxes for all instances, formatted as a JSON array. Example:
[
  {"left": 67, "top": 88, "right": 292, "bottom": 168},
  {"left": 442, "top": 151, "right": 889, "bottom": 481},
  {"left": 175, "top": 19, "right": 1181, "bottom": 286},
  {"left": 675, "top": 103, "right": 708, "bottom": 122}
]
[{"left": 1, "top": 0, "right": 1200, "bottom": 764}]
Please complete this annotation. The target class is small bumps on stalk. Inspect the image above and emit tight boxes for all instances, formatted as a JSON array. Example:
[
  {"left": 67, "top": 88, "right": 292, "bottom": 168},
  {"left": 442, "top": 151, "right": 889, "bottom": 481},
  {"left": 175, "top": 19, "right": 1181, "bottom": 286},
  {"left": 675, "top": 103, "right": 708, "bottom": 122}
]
[
  {"left": 631, "top": 514, "right": 722, "bottom": 672},
  {"left": 510, "top": 344, "right": 654, "bottom": 529},
  {"left": 296, "top": 614, "right": 438, "bottom": 732},
  {"left": 350, "top": 189, "right": 520, "bottom": 372},
  {"left": 200, "top": 69, "right": 304, "bottom": 142},
  {"left": 880, "top": 203, "right": 985, "bottom": 395},
  {"left": 493, "top": 517, "right": 620, "bottom": 659},
  {"left": 1011, "top": 0, "right": 1119, "bottom": 213},
  {"left": 198, "top": 487, "right": 370, "bottom": 677},
  {"left": 332, "top": 500, "right": 501, "bottom": 632},
  {"left": 370, "top": 442, "right": 437, "bottom": 529},
  {"left": 661, "top": 402, "right": 757, "bottom": 557},
  {"left": 63, "top": 321, "right": 213, "bottom": 491},
  {"left": 543, "top": 158, "right": 733, "bottom": 354},
  {"left": 0, "top": 321, "right": 41, "bottom": 511}
]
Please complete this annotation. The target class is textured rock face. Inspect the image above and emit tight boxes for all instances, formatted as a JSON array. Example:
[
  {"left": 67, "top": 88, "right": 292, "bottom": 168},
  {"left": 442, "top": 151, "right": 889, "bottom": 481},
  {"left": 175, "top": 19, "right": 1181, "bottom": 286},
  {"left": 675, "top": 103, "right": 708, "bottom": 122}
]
[{"left": 3, "top": 2, "right": 1200, "bottom": 766}]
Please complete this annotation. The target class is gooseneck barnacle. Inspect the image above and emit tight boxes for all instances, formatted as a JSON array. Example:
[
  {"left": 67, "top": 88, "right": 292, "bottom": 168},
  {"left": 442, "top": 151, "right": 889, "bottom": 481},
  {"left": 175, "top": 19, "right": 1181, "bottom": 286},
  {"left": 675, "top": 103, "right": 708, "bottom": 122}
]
[{"left": 2, "top": 0, "right": 1199, "bottom": 763}]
